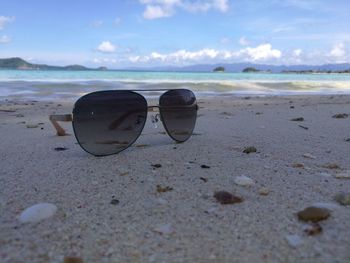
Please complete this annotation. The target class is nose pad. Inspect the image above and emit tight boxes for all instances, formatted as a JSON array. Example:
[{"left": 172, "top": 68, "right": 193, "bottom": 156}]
[{"left": 151, "top": 114, "right": 160, "bottom": 128}]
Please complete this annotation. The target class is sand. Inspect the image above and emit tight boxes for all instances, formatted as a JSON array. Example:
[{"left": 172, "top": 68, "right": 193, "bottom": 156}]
[{"left": 0, "top": 94, "right": 350, "bottom": 263}]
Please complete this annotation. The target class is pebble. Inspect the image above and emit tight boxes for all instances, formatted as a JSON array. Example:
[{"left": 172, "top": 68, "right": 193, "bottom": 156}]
[
  {"left": 63, "top": 257, "right": 84, "bottom": 263},
  {"left": 110, "top": 199, "right": 119, "bottom": 205},
  {"left": 297, "top": 206, "right": 330, "bottom": 223},
  {"left": 156, "top": 185, "right": 173, "bottom": 193},
  {"left": 285, "top": 235, "right": 303, "bottom": 248},
  {"left": 234, "top": 175, "right": 254, "bottom": 187},
  {"left": 214, "top": 191, "right": 243, "bottom": 205},
  {"left": 26, "top": 123, "right": 39, "bottom": 128},
  {"left": 292, "top": 163, "right": 304, "bottom": 168},
  {"left": 19, "top": 203, "right": 57, "bottom": 223},
  {"left": 290, "top": 117, "right": 304, "bottom": 121},
  {"left": 154, "top": 223, "right": 173, "bottom": 235},
  {"left": 335, "top": 170, "right": 350, "bottom": 179},
  {"left": 302, "top": 153, "right": 316, "bottom": 159},
  {"left": 258, "top": 187, "right": 269, "bottom": 196},
  {"left": 323, "top": 163, "right": 340, "bottom": 169},
  {"left": 304, "top": 223, "right": 322, "bottom": 236},
  {"left": 332, "top": 113, "right": 348, "bottom": 119},
  {"left": 243, "top": 146, "right": 257, "bottom": 154},
  {"left": 334, "top": 193, "right": 350, "bottom": 205}
]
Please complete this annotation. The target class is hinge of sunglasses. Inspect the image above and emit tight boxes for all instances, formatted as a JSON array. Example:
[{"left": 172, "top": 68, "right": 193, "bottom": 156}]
[
  {"left": 49, "top": 114, "right": 73, "bottom": 136},
  {"left": 148, "top": 106, "right": 159, "bottom": 112}
]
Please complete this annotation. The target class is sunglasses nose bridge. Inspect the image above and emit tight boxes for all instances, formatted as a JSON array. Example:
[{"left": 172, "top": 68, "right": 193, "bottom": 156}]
[{"left": 148, "top": 105, "right": 160, "bottom": 112}]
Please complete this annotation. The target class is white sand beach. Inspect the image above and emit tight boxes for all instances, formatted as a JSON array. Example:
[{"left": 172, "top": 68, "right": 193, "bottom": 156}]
[{"left": 1, "top": 94, "right": 350, "bottom": 263}]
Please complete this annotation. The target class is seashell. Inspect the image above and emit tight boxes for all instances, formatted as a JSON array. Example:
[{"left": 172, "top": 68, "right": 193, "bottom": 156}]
[
  {"left": 234, "top": 175, "right": 254, "bottom": 187},
  {"left": 19, "top": 203, "right": 57, "bottom": 223},
  {"left": 285, "top": 235, "right": 303, "bottom": 248}
]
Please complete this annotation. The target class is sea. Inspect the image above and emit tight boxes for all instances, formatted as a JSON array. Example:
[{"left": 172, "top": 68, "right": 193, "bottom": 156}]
[{"left": 1, "top": 70, "right": 350, "bottom": 101}]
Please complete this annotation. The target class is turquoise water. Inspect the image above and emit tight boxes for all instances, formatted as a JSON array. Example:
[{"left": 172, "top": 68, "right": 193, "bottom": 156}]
[
  {"left": 1, "top": 69, "right": 350, "bottom": 82},
  {"left": 1, "top": 70, "right": 350, "bottom": 100}
]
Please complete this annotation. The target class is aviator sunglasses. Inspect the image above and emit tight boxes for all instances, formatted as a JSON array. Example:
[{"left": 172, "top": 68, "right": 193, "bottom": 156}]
[{"left": 49, "top": 89, "right": 198, "bottom": 156}]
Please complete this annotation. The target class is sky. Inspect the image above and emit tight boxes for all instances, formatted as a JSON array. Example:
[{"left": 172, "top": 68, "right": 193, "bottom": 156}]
[{"left": 0, "top": 0, "right": 349, "bottom": 68}]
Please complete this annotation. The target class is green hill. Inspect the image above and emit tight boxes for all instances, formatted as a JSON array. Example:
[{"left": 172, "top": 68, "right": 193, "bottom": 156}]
[{"left": 0, "top": 57, "right": 106, "bottom": 71}]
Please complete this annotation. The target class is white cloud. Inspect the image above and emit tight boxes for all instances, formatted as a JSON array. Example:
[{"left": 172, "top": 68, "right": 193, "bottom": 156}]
[
  {"left": 0, "top": 16, "right": 15, "bottom": 30},
  {"left": 239, "top": 44, "right": 282, "bottom": 61},
  {"left": 239, "top": 36, "right": 249, "bottom": 46},
  {"left": 330, "top": 43, "right": 345, "bottom": 58},
  {"left": 0, "top": 35, "right": 11, "bottom": 43},
  {"left": 143, "top": 5, "right": 174, "bottom": 19},
  {"left": 128, "top": 44, "right": 282, "bottom": 64},
  {"left": 140, "top": 0, "right": 229, "bottom": 20},
  {"left": 293, "top": 49, "right": 302, "bottom": 57},
  {"left": 96, "top": 41, "right": 116, "bottom": 53}
]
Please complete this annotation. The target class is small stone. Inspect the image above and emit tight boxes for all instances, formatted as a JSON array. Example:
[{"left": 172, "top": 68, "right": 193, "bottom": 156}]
[
  {"left": 214, "top": 191, "right": 243, "bottom": 205},
  {"left": 345, "top": 138, "right": 350, "bottom": 142},
  {"left": 54, "top": 147, "right": 68, "bottom": 151},
  {"left": 323, "top": 163, "right": 340, "bottom": 169},
  {"left": 292, "top": 163, "right": 304, "bottom": 168},
  {"left": 258, "top": 187, "right": 269, "bottom": 196},
  {"left": 297, "top": 206, "right": 330, "bottom": 223},
  {"left": 201, "top": 165, "right": 210, "bottom": 169},
  {"left": 335, "top": 170, "right": 350, "bottom": 179},
  {"left": 63, "top": 256, "right": 84, "bottom": 263},
  {"left": 110, "top": 199, "right": 119, "bottom": 205},
  {"left": 234, "top": 175, "right": 254, "bottom": 187},
  {"left": 285, "top": 235, "right": 303, "bottom": 248},
  {"left": 151, "top": 164, "right": 162, "bottom": 168},
  {"left": 304, "top": 223, "right": 322, "bottom": 236},
  {"left": 26, "top": 124, "right": 39, "bottom": 128},
  {"left": 290, "top": 117, "right": 304, "bottom": 122},
  {"left": 156, "top": 185, "right": 173, "bottom": 193},
  {"left": 302, "top": 153, "right": 316, "bottom": 159},
  {"left": 19, "top": 203, "right": 57, "bottom": 223},
  {"left": 334, "top": 192, "right": 350, "bottom": 205},
  {"left": 243, "top": 146, "right": 257, "bottom": 154},
  {"left": 154, "top": 223, "right": 173, "bottom": 235},
  {"left": 332, "top": 113, "right": 348, "bottom": 119},
  {"left": 200, "top": 177, "right": 208, "bottom": 182}
]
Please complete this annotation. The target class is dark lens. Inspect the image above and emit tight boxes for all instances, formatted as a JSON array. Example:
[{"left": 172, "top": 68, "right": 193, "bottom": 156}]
[
  {"left": 159, "top": 89, "right": 197, "bottom": 142},
  {"left": 72, "top": 90, "right": 147, "bottom": 156}
]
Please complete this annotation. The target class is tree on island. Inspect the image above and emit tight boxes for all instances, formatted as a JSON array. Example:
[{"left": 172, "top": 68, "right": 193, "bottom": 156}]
[
  {"left": 242, "top": 67, "right": 260, "bottom": 73},
  {"left": 213, "top": 66, "right": 225, "bottom": 72}
]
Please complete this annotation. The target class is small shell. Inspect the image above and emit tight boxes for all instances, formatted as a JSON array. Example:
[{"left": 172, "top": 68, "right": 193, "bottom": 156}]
[
  {"left": 234, "top": 175, "right": 254, "bottom": 187},
  {"left": 19, "top": 203, "right": 57, "bottom": 223}
]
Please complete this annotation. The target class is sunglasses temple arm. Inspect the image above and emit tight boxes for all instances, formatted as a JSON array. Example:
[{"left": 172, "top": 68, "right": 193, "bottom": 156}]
[{"left": 49, "top": 114, "right": 73, "bottom": 136}]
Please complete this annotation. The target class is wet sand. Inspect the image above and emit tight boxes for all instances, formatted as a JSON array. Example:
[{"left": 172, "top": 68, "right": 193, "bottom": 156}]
[{"left": 0, "top": 94, "right": 350, "bottom": 263}]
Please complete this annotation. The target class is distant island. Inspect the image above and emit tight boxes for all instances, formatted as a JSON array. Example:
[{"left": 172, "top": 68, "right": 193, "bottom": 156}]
[
  {"left": 242, "top": 67, "right": 272, "bottom": 73},
  {"left": 213, "top": 66, "right": 225, "bottom": 72},
  {"left": 0, "top": 57, "right": 107, "bottom": 71}
]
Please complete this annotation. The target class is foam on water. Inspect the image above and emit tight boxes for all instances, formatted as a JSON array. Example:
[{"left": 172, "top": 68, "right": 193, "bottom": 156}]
[{"left": 0, "top": 70, "right": 350, "bottom": 100}]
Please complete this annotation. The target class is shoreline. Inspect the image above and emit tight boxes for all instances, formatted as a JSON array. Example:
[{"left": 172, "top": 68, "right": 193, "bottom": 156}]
[{"left": 1, "top": 80, "right": 350, "bottom": 101}]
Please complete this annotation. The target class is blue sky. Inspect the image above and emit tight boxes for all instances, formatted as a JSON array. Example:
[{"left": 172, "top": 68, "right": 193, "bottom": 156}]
[{"left": 0, "top": 0, "right": 349, "bottom": 68}]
